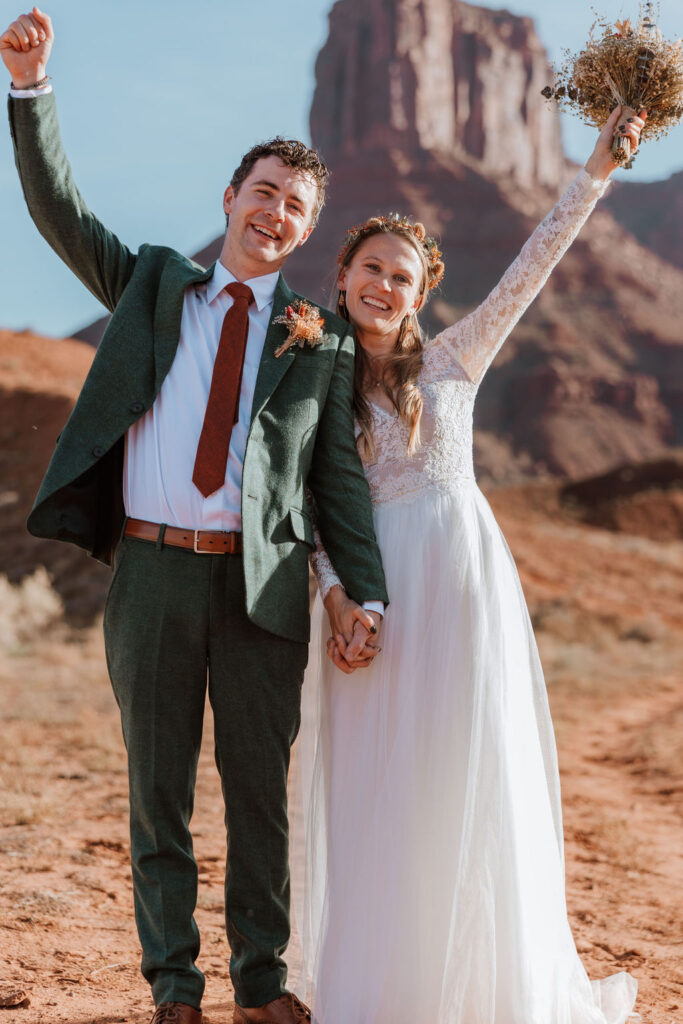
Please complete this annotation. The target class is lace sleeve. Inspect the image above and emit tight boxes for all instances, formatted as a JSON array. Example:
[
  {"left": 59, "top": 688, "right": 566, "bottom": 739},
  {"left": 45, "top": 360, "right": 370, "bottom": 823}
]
[
  {"left": 310, "top": 524, "right": 344, "bottom": 601},
  {"left": 430, "top": 169, "right": 609, "bottom": 385},
  {"left": 306, "top": 491, "right": 343, "bottom": 601}
]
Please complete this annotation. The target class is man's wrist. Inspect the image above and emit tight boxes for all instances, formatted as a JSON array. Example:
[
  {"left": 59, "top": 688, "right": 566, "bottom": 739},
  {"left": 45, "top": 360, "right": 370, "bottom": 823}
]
[
  {"left": 9, "top": 81, "right": 53, "bottom": 99},
  {"left": 9, "top": 67, "right": 48, "bottom": 89},
  {"left": 362, "top": 600, "right": 384, "bottom": 618}
]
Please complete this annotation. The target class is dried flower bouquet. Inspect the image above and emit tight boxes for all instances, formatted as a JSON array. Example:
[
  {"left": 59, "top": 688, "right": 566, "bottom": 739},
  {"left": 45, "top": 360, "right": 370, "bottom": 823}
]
[{"left": 542, "top": 2, "right": 683, "bottom": 166}]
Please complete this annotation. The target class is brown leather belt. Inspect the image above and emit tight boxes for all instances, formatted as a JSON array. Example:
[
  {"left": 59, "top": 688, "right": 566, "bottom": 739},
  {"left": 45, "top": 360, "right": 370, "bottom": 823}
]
[{"left": 124, "top": 517, "right": 242, "bottom": 554}]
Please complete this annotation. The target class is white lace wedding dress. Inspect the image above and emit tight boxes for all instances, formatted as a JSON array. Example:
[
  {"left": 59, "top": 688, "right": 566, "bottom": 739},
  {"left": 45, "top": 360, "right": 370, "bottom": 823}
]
[{"left": 288, "top": 170, "right": 639, "bottom": 1024}]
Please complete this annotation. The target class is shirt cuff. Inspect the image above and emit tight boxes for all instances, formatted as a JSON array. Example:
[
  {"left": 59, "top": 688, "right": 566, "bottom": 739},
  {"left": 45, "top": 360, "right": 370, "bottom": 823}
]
[
  {"left": 362, "top": 600, "right": 385, "bottom": 617},
  {"left": 9, "top": 84, "right": 53, "bottom": 98}
]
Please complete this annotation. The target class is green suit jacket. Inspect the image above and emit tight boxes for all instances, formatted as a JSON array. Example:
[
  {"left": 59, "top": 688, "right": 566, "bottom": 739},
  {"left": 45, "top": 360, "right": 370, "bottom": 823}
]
[{"left": 9, "top": 93, "right": 388, "bottom": 643}]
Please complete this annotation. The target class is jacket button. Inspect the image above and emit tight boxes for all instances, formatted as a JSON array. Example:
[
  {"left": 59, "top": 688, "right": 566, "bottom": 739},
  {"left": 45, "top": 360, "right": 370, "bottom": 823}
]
[
  {"left": 92, "top": 445, "right": 105, "bottom": 458},
  {"left": 130, "top": 401, "right": 144, "bottom": 414}
]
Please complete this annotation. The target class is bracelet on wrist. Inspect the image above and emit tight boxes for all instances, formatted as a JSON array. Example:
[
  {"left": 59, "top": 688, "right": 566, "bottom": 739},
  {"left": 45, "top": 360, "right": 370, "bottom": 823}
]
[{"left": 11, "top": 74, "right": 51, "bottom": 91}]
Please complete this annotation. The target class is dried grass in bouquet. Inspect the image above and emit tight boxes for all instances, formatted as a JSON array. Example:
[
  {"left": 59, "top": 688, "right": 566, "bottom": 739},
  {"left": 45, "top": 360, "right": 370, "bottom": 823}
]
[{"left": 542, "top": 2, "right": 683, "bottom": 167}]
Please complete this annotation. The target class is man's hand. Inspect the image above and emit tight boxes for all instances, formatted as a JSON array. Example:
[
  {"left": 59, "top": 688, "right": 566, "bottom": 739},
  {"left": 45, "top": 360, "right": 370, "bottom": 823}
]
[
  {"left": 1, "top": 7, "right": 53, "bottom": 88},
  {"left": 322, "top": 586, "right": 382, "bottom": 672}
]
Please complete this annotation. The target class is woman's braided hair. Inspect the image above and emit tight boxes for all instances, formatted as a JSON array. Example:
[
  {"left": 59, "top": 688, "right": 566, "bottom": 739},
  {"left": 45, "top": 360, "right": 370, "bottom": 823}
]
[{"left": 335, "top": 214, "right": 445, "bottom": 458}]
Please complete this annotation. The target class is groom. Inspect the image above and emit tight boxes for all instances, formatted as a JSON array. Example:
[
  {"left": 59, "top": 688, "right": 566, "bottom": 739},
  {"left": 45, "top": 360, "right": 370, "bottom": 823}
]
[{"left": 3, "top": 8, "right": 388, "bottom": 1024}]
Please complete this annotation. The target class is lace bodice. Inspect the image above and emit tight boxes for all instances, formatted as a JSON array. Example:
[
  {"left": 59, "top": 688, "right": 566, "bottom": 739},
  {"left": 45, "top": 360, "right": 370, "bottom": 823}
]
[{"left": 311, "top": 170, "right": 608, "bottom": 596}]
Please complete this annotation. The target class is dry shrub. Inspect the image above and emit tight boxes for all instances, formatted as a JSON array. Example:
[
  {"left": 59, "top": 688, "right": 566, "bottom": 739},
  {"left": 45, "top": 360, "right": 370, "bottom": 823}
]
[
  {"left": 0, "top": 567, "right": 63, "bottom": 653},
  {"left": 0, "top": 766, "right": 54, "bottom": 826}
]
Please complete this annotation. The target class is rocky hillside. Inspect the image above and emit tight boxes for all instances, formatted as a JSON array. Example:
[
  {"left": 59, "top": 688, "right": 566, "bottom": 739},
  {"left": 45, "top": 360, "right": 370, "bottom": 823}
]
[
  {"left": 0, "top": 329, "right": 108, "bottom": 623},
  {"left": 603, "top": 169, "right": 683, "bottom": 272},
  {"left": 2, "top": 323, "right": 680, "bottom": 626}
]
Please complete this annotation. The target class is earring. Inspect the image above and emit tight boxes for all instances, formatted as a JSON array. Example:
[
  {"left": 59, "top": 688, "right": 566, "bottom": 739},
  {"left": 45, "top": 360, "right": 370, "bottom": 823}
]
[{"left": 339, "top": 291, "right": 346, "bottom": 311}]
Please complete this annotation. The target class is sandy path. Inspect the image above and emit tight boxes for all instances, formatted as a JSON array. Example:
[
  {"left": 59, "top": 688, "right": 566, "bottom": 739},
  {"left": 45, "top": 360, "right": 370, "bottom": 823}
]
[{"left": 0, "top": 505, "right": 681, "bottom": 1023}]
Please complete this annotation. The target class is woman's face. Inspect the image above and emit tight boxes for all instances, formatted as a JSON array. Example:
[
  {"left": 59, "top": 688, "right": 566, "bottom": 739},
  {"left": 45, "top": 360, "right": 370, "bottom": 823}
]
[{"left": 338, "top": 233, "right": 424, "bottom": 345}]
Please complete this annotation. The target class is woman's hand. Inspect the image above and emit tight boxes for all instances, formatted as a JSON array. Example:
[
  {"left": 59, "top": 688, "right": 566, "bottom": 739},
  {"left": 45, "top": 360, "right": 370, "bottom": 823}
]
[
  {"left": 326, "top": 634, "right": 380, "bottom": 674},
  {"left": 0, "top": 7, "right": 53, "bottom": 87},
  {"left": 323, "top": 585, "right": 378, "bottom": 645},
  {"left": 584, "top": 105, "right": 647, "bottom": 180}
]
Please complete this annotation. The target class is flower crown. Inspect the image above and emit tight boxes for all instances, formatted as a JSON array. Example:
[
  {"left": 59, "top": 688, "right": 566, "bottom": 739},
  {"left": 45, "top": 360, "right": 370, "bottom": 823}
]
[{"left": 338, "top": 213, "right": 445, "bottom": 290}]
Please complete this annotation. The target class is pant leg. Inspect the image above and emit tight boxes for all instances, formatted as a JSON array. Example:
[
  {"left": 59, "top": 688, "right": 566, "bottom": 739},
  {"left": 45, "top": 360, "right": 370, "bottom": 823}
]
[
  {"left": 206, "top": 553, "right": 309, "bottom": 1008},
  {"left": 103, "top": 536, "right": 211, "bottom": 1009}
]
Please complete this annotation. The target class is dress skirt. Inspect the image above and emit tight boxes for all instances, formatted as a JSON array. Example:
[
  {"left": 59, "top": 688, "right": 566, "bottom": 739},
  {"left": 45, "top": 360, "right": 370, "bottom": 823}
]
[{"left": 289, "top": 481, "right": 638, "bottom": 1024}]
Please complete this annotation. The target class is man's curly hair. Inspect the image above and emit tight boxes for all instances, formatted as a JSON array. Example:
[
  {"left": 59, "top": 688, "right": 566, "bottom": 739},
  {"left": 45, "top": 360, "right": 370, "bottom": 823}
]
[{"left": 230, "top": 137, "right": 329, "bottom": 226}]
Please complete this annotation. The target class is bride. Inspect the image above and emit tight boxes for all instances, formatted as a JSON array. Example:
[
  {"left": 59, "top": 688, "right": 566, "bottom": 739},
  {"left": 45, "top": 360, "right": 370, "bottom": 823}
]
[{"left": 289, "top": 106, "right": 645, "bottom": 1024}]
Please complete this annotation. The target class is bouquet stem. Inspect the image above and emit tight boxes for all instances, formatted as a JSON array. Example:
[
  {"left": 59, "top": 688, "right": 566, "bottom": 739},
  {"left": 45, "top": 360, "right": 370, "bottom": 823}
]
[{"left": 611, "top": 105, "right": 639, "bottom": 164}]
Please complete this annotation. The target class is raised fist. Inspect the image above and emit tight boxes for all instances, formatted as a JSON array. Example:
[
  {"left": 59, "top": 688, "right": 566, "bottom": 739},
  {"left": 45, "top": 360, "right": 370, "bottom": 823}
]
[{"left": 0, "top": 7, "right": 53, "bottom": 88}]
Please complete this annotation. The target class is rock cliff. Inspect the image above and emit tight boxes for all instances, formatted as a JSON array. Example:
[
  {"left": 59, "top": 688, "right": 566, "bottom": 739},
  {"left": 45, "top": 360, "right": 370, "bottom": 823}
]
[{"left": 310, "top": 0, "right": 565, "bottom": 190}]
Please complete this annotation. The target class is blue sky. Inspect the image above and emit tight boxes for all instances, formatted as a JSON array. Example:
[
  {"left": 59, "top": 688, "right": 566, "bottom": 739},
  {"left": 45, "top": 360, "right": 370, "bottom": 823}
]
[{"left": 1, "top": 0, "right": 681, "bottom": 337}]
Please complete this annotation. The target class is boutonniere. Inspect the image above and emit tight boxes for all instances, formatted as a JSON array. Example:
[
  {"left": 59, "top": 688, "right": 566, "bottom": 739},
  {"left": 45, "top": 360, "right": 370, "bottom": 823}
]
[{"left": 274, "top": 300, "right": 326, "bottom": 358}]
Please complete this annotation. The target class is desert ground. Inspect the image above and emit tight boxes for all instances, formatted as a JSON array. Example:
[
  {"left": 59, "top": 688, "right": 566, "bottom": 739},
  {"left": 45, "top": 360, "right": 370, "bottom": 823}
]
[{"left": 0, "top": 480, "right": 681, "bottom": 1024}]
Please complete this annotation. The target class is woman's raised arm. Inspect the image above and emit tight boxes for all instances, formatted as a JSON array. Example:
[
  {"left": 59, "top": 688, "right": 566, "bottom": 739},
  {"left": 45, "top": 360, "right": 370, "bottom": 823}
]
[{"left": 429, "top": 106, "right": 645, "bottom": 386}]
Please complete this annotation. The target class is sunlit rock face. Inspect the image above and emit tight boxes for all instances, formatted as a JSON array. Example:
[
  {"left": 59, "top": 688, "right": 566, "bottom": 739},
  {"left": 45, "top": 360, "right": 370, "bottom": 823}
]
[{"left": 310, "top": 0, "right": 564, "bottom": 190}]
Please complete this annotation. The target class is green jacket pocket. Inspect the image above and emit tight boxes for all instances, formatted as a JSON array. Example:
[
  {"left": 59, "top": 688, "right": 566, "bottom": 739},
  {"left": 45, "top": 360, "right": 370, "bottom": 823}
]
[{"left": 289, "top": 507, "right": 315, "bottom": 548}]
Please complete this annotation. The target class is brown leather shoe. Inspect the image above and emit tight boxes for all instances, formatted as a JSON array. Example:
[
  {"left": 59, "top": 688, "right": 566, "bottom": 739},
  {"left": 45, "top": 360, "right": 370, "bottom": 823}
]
[
  {"left": 151, "top": 1003, "right": 203, "bottom": 1024},
  {"left": 233, "top": 992, "right": 311, "bottom": 1023}
]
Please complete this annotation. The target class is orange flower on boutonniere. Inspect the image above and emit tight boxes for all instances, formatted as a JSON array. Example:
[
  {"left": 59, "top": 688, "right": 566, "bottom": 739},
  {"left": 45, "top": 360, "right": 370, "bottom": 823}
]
[{"left": 274, "top": 300, "right": 326, "bottom": 357}]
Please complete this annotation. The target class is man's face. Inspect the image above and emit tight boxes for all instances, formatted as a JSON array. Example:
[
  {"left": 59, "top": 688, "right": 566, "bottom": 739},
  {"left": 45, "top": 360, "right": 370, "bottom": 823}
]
[{"left": 222, "top": 156, "right": 318, "bottom": 275}]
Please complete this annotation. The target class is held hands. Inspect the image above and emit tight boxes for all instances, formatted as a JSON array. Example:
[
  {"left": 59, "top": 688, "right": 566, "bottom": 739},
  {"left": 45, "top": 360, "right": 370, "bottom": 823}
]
[
  {"left": 322, "top": 585, "right": 382, "bottom": 675},
  {"left": 584, "top": 105, "right": 647, "bottom": 180},
  {"left": 326, "top": 627, "right": 381, "bottom": 674},
  {"left": 1, "top": 7, "right": 53, "bottom": 88}
]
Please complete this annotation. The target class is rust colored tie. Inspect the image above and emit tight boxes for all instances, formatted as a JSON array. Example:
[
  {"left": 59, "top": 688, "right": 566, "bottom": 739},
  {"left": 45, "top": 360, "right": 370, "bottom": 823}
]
[{"left": 192, "top": 281, "right": 255, "bottom": 498}]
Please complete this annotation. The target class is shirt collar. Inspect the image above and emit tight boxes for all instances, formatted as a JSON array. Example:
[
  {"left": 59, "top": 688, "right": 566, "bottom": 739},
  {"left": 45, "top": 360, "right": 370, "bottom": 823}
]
[{"left": 206, "top": 261, "right": 280, "bottom": 313}]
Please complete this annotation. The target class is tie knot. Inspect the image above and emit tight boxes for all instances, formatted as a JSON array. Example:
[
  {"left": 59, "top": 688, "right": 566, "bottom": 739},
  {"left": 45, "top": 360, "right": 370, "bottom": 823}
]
[{"left": 226, "top": 281, "right": 255, "bottom": 306}]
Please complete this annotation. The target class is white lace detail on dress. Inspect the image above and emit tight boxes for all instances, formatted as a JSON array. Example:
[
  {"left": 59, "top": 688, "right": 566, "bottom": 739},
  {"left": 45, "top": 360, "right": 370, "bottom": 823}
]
[{"left": 309, "top": 170, "right": 607, "bottom": 584}]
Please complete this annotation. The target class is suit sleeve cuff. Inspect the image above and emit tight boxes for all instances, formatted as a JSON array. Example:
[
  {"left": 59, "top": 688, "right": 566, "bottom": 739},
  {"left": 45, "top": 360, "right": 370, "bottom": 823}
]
[
  {"left": 362, "top": 600, "right": 385, "bottom": 617},
  {"left": 9, "top": 84, "right": 53, "bottom": 98}
]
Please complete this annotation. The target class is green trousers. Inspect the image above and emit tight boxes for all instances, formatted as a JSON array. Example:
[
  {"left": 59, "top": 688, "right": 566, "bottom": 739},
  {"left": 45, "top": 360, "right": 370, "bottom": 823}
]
[{"left": 103, "top": 530, "right": 308, "bottom": 1009}]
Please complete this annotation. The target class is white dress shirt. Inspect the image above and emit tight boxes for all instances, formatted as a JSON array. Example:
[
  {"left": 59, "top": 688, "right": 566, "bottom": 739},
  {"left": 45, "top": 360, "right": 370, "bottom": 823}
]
[{"left": 124, "top": 261, "right": 278, "bottom": 532}]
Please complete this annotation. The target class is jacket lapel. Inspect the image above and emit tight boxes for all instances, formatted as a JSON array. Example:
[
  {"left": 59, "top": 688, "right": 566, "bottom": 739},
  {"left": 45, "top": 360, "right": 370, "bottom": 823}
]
[
  {"left": 153, "top": 255, "right": 215, "bottom": 392},
  {"left": 250, "top": 272, "right": 297, "bottom": 422}
]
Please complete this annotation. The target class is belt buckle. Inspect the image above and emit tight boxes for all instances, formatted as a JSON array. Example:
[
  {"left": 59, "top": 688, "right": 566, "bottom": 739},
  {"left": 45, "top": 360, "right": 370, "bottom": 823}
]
[{"left": 193, "top": 529, "right": 213, "bottom": 554}]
